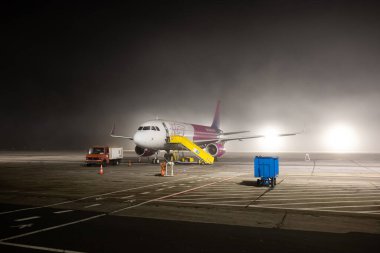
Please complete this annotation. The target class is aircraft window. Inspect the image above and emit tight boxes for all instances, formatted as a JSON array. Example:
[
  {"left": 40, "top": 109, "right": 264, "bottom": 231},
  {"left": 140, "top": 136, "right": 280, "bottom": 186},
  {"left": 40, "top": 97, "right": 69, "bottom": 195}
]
[
  {"left": 152, "top": 126, "right": 157, "bottom": 131},
  {"left": 138, "top": 127, "right": 143, "bottom": 130},
  {"left": 142, "top": 126, "right": 150, "bottom": 130},
  {"left": 156, "top": 127, "right": 160, "bottom": 131}
]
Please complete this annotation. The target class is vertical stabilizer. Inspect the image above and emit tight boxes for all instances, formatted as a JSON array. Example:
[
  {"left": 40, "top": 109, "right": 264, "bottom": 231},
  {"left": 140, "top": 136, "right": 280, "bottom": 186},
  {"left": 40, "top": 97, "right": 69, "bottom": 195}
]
[{"left": 211, "top": 101, "right": 221, "bottom": 129}]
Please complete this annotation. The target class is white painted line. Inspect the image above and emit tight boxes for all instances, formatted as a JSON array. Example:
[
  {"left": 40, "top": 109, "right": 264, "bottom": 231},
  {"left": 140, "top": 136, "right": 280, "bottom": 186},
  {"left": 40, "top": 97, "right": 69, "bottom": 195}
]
[
  {"left": 169, "top": 196, "right": 257, "bottom": 201},
  {"left": 84, "top": 203, "right": 101, "bottom": 208},
  {"left": 15, "top": 216, "right": 40, "bottom": 222},
  {"left": 308, "top": 204, "right": 380, "bottom": 210},
  {"left": 1, "top": 214, "right": 105, "bottom": 242},
  {"left": 110, "top": 174, "right": 247, "bottom": 214},
  {"left": 248, "top": 205, "right": 380, "bottom": 215},
  {"left": 140, "top": 192, "right": 150, "bottom": 195},
  {"left": 360, "top": 210, "right": 380, "bottom": 213},
  {"left": 263, "top": 192, "right": 380, "bottom": 198},
  {"left": 53, "top": 210, "right": 73, "bottom": 214},
  {"left": 257, "top": 195, "right": 380, "bottom": 202},
  {"left": 0, "top": 175, "right": 199, "bottom": 215},
  {"left": 156, "top": 199, "right": 247, "bottom": 207},
  {"left": 0, "top": 241, "right": 84, "bottom": 253},
  {"left": 120, "top": 195, "right": 135, "bottom": 199},
  {"left": 265, "top": 190, "right": 380, "bottom": 195},
  {"left": 167, "top": 186, "right": 175, "bottom": 189},
  {"left": 155, "top": 188, "right": 164, "bottom": 191},
  {"left": 256, "top": 199, "right": 380, "bottom": 207},
  {"left": 171, "top": 191, "right": 265, "bottom": 198}
]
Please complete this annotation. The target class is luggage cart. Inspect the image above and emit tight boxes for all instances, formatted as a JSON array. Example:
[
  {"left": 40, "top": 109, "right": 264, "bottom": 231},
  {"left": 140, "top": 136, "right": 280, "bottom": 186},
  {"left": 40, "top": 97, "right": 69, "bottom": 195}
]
[{"left": 254, "top": 156, "right": 279, "bottom": 187}]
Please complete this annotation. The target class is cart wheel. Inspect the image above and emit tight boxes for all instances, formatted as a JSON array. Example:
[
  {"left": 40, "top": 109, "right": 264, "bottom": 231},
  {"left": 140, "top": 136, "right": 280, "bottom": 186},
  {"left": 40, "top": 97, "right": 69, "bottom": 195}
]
[
  {"left": 274, "top": 178, "right": 277, "bottom": 185},
  {"left": 257, "top": 179, "right": 261, "bottom": 186},
  {"left": 271, "top": 178, "right": 275, "bottom": 188}
]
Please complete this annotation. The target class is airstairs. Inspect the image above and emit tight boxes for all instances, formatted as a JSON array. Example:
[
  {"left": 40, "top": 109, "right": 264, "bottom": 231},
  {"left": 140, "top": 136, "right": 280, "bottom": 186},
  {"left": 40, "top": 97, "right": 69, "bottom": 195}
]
[{"left": 168, "top": 136, "right": 214, "bottom": 164}]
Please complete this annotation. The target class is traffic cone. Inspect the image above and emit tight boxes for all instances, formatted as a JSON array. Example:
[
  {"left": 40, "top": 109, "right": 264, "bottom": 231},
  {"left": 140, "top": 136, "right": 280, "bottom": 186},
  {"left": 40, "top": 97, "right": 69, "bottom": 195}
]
[{"left": 98, "top": 164, "right": 104, "bottom": 175}]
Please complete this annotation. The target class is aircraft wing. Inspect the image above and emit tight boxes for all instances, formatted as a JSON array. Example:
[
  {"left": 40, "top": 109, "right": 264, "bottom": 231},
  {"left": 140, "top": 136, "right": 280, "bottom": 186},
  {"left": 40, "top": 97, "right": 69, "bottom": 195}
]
[
  {"left": 219, "top": 132, "right": 300, "bottom": 142},
  {"left": 193, "top": 130, "right": 302, "bottom": 144},
  {"left": 110, "top": 134, "right": 133, "bottom": 140},
  {"left": 221, "top": 130, "right": 250, "bottom": 135},
  {"left": 110, "top": 123, "right": 134, "bottom": 140}
]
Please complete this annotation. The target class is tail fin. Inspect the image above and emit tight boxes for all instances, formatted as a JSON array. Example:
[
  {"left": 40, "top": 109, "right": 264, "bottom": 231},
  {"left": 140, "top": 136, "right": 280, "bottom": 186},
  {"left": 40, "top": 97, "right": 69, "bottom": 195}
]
[{"left": 211, "top": 100, "right": 221, "bottom": 129}]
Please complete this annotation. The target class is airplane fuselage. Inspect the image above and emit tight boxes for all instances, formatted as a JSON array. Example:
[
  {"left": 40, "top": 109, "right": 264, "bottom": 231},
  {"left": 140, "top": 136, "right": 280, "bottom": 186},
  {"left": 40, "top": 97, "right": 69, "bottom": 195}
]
[{"left": 133, "top": 120, "right": 224, "bottom": 157}]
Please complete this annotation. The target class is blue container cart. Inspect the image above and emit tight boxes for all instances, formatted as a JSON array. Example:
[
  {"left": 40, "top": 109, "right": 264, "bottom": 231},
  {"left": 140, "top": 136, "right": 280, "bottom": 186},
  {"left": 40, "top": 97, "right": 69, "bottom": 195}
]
[{"left": 254, "top": 156, "right": 279, "bottom": 187}]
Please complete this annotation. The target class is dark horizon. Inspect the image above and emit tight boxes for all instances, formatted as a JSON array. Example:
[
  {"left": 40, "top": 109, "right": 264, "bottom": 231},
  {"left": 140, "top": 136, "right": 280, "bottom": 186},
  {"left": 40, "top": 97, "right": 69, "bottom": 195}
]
[{"left": 2, "top": 1, "right": 380, "bottom": 152}]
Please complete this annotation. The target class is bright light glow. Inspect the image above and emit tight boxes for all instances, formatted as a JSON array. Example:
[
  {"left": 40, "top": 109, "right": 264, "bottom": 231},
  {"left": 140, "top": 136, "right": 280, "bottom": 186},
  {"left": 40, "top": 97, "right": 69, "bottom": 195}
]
[
  {"left": 324, "top": 124, "right": 358, "bottom": 152},
  {"left": 259, "top": 127, "right": 285, "bottom": 151}
]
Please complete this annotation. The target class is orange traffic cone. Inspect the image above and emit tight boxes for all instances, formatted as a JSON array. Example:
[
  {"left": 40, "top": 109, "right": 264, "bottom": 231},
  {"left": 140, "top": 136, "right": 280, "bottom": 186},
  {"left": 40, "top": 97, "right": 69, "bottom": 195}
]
[{"left": 98, "top": 164, "right": 104, "bottom": 175}]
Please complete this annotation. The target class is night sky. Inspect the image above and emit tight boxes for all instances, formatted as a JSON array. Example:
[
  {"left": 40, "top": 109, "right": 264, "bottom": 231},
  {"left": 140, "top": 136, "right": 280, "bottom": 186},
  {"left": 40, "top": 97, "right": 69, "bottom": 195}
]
[{"left": 1, "top": 1, "right": 380, "bottom": 152}]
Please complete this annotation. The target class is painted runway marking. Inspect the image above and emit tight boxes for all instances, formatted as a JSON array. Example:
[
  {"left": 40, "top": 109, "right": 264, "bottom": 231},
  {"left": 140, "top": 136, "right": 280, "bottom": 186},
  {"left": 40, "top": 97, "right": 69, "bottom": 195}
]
[
  {"left": 167, "top": 186, "right": 175, "bottom": 189},
  {"left": 1, "top": 214, "right": 105, "bottom": 242},
  {"left": 248, "top": 205, "right": 380, "bottom": 215},
  {"left": 53, "top": 210, "right": 73, "bottom": 214},
  {"left": 84, "top": 203, "right": 101, "bottom": 208},
  {"left": 255, "top": 199, "right": 380, "bottom": 207},
  {"left": 111, "top": 174, "right": 247, "bottom": 214},
  {"left": 140, "top": 192, "right": 150, "bottom": 195},
  {"left": 156, "top": 199, "right": 246, "bottom": 207},
  {"left": 155, "top": 188, "right": 164, "bottom": 191},
  {"left": 121, "top": 195, "right": 135, "bottom": 199},
  {"left": 0, "top": 175, "right": 199, "bottom": 215},
  {"left": 15, "top": 216, "right": 40, "bottom": 222},
  {"left": 0, "top": 241, "right": 85, "bottom": 253},
  {"left": 11, "top": 224, "right": 33, "bottom": 229}
]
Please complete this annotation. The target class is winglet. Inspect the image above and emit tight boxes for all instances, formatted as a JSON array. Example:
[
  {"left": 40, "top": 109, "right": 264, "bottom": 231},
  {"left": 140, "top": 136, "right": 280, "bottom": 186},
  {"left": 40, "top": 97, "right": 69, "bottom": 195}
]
[
  {"left": 110, "top": 122, "right": 116, "bottom": 136},
  {"left": 211, "top": 100, "right": 221, "bottom": 130},
  {"left": 110, "top": 122, "right": 134, "bottom": 140}
]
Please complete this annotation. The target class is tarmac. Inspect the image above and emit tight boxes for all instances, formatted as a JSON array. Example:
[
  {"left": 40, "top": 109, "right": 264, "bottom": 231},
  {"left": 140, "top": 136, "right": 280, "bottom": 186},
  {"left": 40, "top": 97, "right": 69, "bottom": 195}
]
[{"left": 0, "top": 151, "right": 380, "bottom": 252}]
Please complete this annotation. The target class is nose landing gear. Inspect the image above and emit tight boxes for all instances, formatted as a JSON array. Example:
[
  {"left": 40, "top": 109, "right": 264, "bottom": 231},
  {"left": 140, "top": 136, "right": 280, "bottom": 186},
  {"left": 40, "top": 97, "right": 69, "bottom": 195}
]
[{"left": 152, "top": 151, "right": 160, "bottom": 164}]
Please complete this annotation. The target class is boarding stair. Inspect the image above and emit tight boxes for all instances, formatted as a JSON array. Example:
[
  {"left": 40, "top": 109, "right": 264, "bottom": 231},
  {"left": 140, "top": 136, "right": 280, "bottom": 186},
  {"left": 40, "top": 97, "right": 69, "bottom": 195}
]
[{"left": 167, "top": 135, "right": 214, "bottom": 164}]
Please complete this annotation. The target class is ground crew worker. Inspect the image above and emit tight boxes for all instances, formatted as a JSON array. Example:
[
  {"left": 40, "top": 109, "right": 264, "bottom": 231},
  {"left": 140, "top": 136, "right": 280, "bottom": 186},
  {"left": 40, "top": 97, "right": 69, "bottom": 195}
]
[{"left": 160, "top": 162, "right": 166, "bottom": 176}]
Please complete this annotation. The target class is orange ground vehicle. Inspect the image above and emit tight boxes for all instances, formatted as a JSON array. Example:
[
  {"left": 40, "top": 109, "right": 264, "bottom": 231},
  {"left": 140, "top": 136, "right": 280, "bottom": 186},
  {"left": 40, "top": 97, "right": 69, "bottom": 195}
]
[{"left": 85, "top": 146, "right": 123, "bottom": 166}]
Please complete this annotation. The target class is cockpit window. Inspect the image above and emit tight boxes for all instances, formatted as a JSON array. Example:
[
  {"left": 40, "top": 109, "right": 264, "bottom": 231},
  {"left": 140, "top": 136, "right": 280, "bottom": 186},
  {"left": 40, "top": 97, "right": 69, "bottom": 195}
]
[
  {"left": 156, "top": 126, "right": 160, "bottom": 131},
  {"left": 138, "top": 127, "right": 143, "bottom": 130},
  {"left": 152, "top": 126, "right": 157, "bottom": 131},
  {"left": 142, "top": 126, "right": 150, "bottom": 130}
]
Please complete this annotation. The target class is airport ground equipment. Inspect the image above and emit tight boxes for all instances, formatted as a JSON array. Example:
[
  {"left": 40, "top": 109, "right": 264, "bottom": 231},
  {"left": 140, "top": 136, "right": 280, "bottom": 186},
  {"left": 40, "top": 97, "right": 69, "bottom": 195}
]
[
  {"left": 168, "top": 136, "right": 214, "bottom": 164},
  {"left": 165, "top": 162, "right": 174, "bottom": 176},
  {"left": 86, "top": 146, "right": 123, "bottom": 166},
  {"left": 254, "top": 156, "right": 279, "bottom": 187},
  {"left": 181, "top": 157, "right": 195, "bottom": 162}
]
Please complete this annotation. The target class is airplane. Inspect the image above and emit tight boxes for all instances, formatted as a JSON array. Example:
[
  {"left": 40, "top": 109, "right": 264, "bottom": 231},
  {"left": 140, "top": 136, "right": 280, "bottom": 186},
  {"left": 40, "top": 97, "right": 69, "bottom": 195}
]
[{"left": 110, "top": 101, "right": 302, "bottom": 163}]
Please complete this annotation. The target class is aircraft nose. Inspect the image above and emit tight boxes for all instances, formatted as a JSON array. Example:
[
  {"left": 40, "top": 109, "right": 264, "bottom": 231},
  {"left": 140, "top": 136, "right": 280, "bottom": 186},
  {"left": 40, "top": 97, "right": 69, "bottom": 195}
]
[{"left": 133, "top": 132, "right": 145, "bottom": 147}]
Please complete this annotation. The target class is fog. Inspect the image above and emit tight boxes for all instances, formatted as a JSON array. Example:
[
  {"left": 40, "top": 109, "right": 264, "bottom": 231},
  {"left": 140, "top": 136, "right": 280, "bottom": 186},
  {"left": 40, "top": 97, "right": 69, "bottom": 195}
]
[{"left": 1, "top": 1, "right": 380, "bottom": 152}]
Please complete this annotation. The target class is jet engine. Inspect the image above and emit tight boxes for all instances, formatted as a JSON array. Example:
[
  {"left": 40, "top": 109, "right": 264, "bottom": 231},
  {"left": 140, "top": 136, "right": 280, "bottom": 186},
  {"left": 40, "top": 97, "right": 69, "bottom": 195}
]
[
  {"left": 135, "top": 146, "right": 156, "bottom": 157},
  {"left": 205, "top": 143, "right": 226, "bottom": 158}
]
